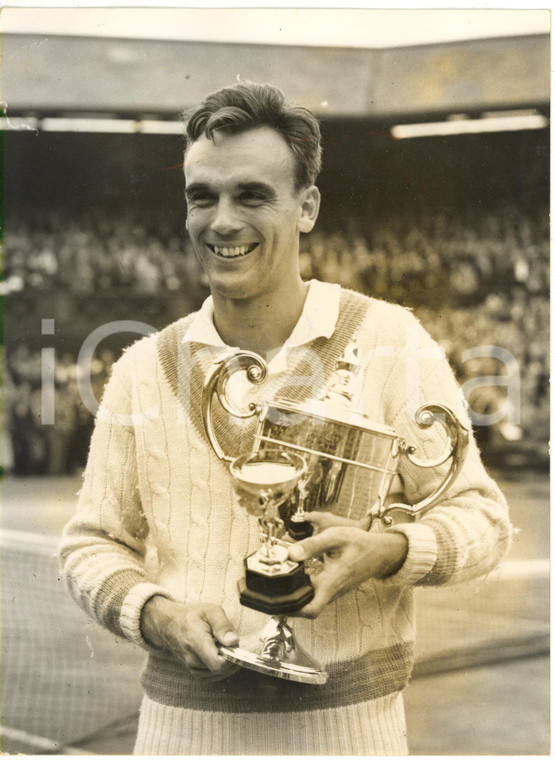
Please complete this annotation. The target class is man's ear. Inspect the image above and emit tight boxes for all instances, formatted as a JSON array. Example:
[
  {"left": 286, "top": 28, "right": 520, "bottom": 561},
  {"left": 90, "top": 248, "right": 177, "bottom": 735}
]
[{"left": 298, "top": 186, "right": 321, "bottom": 234}]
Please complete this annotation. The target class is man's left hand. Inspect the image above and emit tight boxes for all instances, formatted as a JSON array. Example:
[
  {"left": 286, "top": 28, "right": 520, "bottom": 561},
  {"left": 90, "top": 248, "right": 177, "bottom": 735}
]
[{"left": 287, "top": 512, "right": 408, "bottom": 618}]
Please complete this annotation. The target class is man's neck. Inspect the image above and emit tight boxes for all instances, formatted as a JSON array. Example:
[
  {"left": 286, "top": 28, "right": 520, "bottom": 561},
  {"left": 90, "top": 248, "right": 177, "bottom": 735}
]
[{"left": 212, "top": 279, "right": 310, "bottom": 356}]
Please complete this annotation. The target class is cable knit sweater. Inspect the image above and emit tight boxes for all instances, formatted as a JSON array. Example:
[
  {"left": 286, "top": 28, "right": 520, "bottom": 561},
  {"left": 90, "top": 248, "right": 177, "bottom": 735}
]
[{"left": 60, "top": 288, "right": 511, "bottom": 754}]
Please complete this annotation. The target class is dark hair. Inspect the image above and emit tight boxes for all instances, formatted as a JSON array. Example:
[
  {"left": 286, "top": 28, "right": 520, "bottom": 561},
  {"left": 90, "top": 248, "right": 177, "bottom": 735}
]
[{"left": 184, "top": 82, "right": 322, "bottom": 190}]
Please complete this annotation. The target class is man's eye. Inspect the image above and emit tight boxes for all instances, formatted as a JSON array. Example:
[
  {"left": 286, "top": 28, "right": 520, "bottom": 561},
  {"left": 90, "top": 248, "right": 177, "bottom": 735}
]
[
  {"left": 240, "top": 192, "right": 266, "bottom": 206},
  {"left": 187, "top": 194, "right": 216, "bottom": 207}
]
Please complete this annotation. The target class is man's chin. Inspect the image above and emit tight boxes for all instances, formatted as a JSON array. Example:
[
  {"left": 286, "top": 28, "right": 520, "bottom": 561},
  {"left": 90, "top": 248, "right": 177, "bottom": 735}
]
[{"left": 208, "top": 275, "right": 263, "bottom": 302}]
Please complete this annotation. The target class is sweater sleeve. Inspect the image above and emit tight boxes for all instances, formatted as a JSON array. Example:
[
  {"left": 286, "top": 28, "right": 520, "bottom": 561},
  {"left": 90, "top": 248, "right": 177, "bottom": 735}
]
[
  {"left": 59, "top": 345, "right": 173, "bottom": 647},
  {"left": 374, "top": 312, "right": 513, "bottom": 588}
]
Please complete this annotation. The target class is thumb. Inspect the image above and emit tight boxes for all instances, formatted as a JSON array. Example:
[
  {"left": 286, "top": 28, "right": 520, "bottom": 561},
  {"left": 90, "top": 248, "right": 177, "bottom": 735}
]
[
  {"left": 204, "top": 606, "right": 239, "bottom": 647},
  {"left": 303, "top": 511, "right": 344, "bottom": 531},
  {"left": 305, "top": 511, "right": 372, "bottom": 531},
  {"left": 288, "top": 527, "right": 345, "bottom": 562}
]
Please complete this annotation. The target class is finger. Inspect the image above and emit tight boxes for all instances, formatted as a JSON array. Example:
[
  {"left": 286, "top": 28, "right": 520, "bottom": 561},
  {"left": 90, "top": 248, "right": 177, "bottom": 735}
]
[
  {"left": 305, "top": 511, "right": 372, "bottom": 531},
  {"left": 184, "top": 649, "right": 211, "bottom": 670},
  {"left": 357, "top": 514, "right": 373, "bottom": 531},
  {"left": 292, "top": 597, "right": 325, "bottom": 619},
  {"left": 216, "top": 658, "right": 240, "bottom": 678},
  {"left": 303, "top": 511, "right": 343, "bottom": 530},
  {"left": 187, "top": 661, "right": 239, "bottom": 681},
  {"left": 184, "top": 643, "right": 239, "bottom": 677},
  {"left": 183, "top": 631, "right": 225, "bottom": 672},
  {"left": 191, "top": 638, "right": 240, "bottom": 675},
  {"left": 287, "top": 527, "right": 346, "bottom": 562},
  {"left": 291, "top": 575, "right": 340, "bottom": 618},
  {"left": 179, "top": 615, "right": 233, "bottom": 673},
  {"left": 204, "top": 606, "right": 240, "bottom": 648}
]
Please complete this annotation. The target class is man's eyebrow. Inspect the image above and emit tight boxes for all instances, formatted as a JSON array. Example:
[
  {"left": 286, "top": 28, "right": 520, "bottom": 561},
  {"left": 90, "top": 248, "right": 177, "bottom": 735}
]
[{"left": 236, "top": 181, "right": 275, "bottom": 194}]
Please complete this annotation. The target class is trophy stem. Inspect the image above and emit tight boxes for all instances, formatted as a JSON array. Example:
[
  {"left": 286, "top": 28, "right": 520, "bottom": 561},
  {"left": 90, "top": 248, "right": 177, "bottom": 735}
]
[
  {"left": 258, "top": 517, "right": 285, "bottom": 560},
  {"left": 259, "top": 616, "right": 293, "bottom": 660},
  {"left": 219, "top": 616, "right": 328, "bottom": 685}
]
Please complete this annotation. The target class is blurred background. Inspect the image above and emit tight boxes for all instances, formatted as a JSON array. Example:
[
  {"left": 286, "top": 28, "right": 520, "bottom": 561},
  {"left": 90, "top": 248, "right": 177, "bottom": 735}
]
[{"left": 0, "top": 8, "right": 550, "bottom": 755}]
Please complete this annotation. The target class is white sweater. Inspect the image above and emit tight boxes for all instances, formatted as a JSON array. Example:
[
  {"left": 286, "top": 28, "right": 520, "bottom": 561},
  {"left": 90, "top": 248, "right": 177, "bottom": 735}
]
[{"left": 60, "top": 288, "right": 511, "bottom": 752}]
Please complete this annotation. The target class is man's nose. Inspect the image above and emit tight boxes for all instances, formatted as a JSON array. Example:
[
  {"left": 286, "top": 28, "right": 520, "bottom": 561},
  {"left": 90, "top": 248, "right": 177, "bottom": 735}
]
[{"left": 210, "top": 198, "right": 243, "bottom": 236}]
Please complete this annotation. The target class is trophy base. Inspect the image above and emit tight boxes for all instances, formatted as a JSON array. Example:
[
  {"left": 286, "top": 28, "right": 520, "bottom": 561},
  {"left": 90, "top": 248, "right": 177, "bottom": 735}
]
[
  {"left": 219, "top": 616, "right": 328, "bottom": 685},
  {"left": 239, "top": 573, "right": 314, "bottom": 615},
  {"left": 287, "top": 518, "right": 313, "bottom": 541}
]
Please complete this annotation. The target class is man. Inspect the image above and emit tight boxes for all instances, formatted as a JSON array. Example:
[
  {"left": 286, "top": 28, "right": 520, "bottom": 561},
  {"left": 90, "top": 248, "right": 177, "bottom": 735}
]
[{"left": 60, "top": 82, "right": 511, "bottom": 754}]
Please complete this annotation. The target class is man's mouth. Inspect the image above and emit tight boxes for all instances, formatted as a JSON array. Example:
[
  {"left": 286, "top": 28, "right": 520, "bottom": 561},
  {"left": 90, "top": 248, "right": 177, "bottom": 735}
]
[{"left": 206, "top": 243, "right": 258, "bottom": 259}]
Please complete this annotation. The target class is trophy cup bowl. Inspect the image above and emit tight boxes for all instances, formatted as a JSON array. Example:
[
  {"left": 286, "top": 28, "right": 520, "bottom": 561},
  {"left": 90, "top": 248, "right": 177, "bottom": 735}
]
[
  {"left": 222, "top": 449, "right": 328, "bottom": 684},
  {"left": 230, "top": 448, "right": 305, "bottom": 501}
]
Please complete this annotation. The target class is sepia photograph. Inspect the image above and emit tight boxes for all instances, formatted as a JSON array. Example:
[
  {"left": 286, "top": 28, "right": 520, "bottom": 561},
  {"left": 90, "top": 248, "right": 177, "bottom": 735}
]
[{"left": 0, "top": 6, "right": 550, "bottom": 755}]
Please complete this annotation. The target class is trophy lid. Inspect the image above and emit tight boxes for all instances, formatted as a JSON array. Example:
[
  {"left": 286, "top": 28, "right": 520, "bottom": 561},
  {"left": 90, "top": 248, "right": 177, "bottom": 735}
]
[
  {"left": 265, "top": 396, "right": 397, "bottom": 439},
  {"left": 268, "top": 343, "right": 397, "bottom": 438}
]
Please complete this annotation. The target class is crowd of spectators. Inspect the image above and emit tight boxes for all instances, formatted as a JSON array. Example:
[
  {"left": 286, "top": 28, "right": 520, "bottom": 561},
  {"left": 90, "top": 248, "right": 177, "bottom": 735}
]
[
  {"left": 4, "top": 344, "right": 114, "bottom": 476},
  {"left": 4, "top": 200, "right": 549, "bottom": 473},
  {"left": 300, "top": 203, "right": 549, "bottom": 308},
  {"left": 417, "top": 297, "right": 549, "bottom": 457},
  {"left": 2, "top": 208, "right": 199, "bottom": 298}
]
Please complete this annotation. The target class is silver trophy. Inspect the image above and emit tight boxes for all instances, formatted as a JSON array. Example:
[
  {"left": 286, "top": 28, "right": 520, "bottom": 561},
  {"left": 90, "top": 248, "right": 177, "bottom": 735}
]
[
  {"left": 202, "top": 345, "right": 470, "bottom": 684},
  {"left": 223, "top": 448, "right": 327, "bottom": 684}
]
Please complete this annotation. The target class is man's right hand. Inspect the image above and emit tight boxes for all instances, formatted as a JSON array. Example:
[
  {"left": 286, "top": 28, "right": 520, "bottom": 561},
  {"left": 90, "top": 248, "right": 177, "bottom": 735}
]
[{"left": 140, "top": 596, "right": 240, "bottom": 681}]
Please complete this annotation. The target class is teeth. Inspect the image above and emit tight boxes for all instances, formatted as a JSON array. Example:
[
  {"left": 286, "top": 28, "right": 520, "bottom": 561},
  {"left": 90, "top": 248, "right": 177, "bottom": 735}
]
[{"left": 211, "top": 244, "right": 256, "bottom": 258}]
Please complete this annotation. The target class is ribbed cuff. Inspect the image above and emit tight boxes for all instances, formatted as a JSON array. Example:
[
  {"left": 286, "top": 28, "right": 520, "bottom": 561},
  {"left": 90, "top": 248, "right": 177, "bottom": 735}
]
[
  {"left": 120, "top": 582, "right": 175, "bottom": 650},
  {"left": 381, "top": 522, "right": 438, "bottom": 586}
]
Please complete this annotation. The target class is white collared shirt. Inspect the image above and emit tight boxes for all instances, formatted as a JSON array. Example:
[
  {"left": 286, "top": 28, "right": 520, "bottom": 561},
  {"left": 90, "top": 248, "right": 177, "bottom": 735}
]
[{"left": 182, "top": 279, "right": 341, "bottom": 374}]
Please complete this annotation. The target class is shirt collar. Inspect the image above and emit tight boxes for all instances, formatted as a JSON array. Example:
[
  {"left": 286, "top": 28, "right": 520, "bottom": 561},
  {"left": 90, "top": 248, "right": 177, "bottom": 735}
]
[{"left": 182, "top": 279, "right": 341, "bottom": 373}]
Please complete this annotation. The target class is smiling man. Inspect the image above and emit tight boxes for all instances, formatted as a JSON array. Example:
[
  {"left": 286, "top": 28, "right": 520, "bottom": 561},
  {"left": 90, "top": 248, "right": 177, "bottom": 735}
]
[
  {"left": 184, "top": 124, "right": 320, "bottom": 354},
  {"left": 60, "top": 82, "right": 511, "bottom": 755}
]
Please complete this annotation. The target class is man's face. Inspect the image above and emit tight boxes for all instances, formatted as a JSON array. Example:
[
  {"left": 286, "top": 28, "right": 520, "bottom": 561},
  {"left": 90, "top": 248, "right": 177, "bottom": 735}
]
[{"left": 184, "top": 126, "right": 319, "bottom": 301}]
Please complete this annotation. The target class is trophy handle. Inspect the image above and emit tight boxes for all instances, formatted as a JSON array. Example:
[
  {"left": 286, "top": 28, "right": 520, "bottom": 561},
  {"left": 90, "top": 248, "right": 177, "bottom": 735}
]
[
  {"left": 379, "top": 402, "right": 470, "bottom": 525},
  {"left": 202, "top": 351, "right": 268, "bottom": 462}
]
